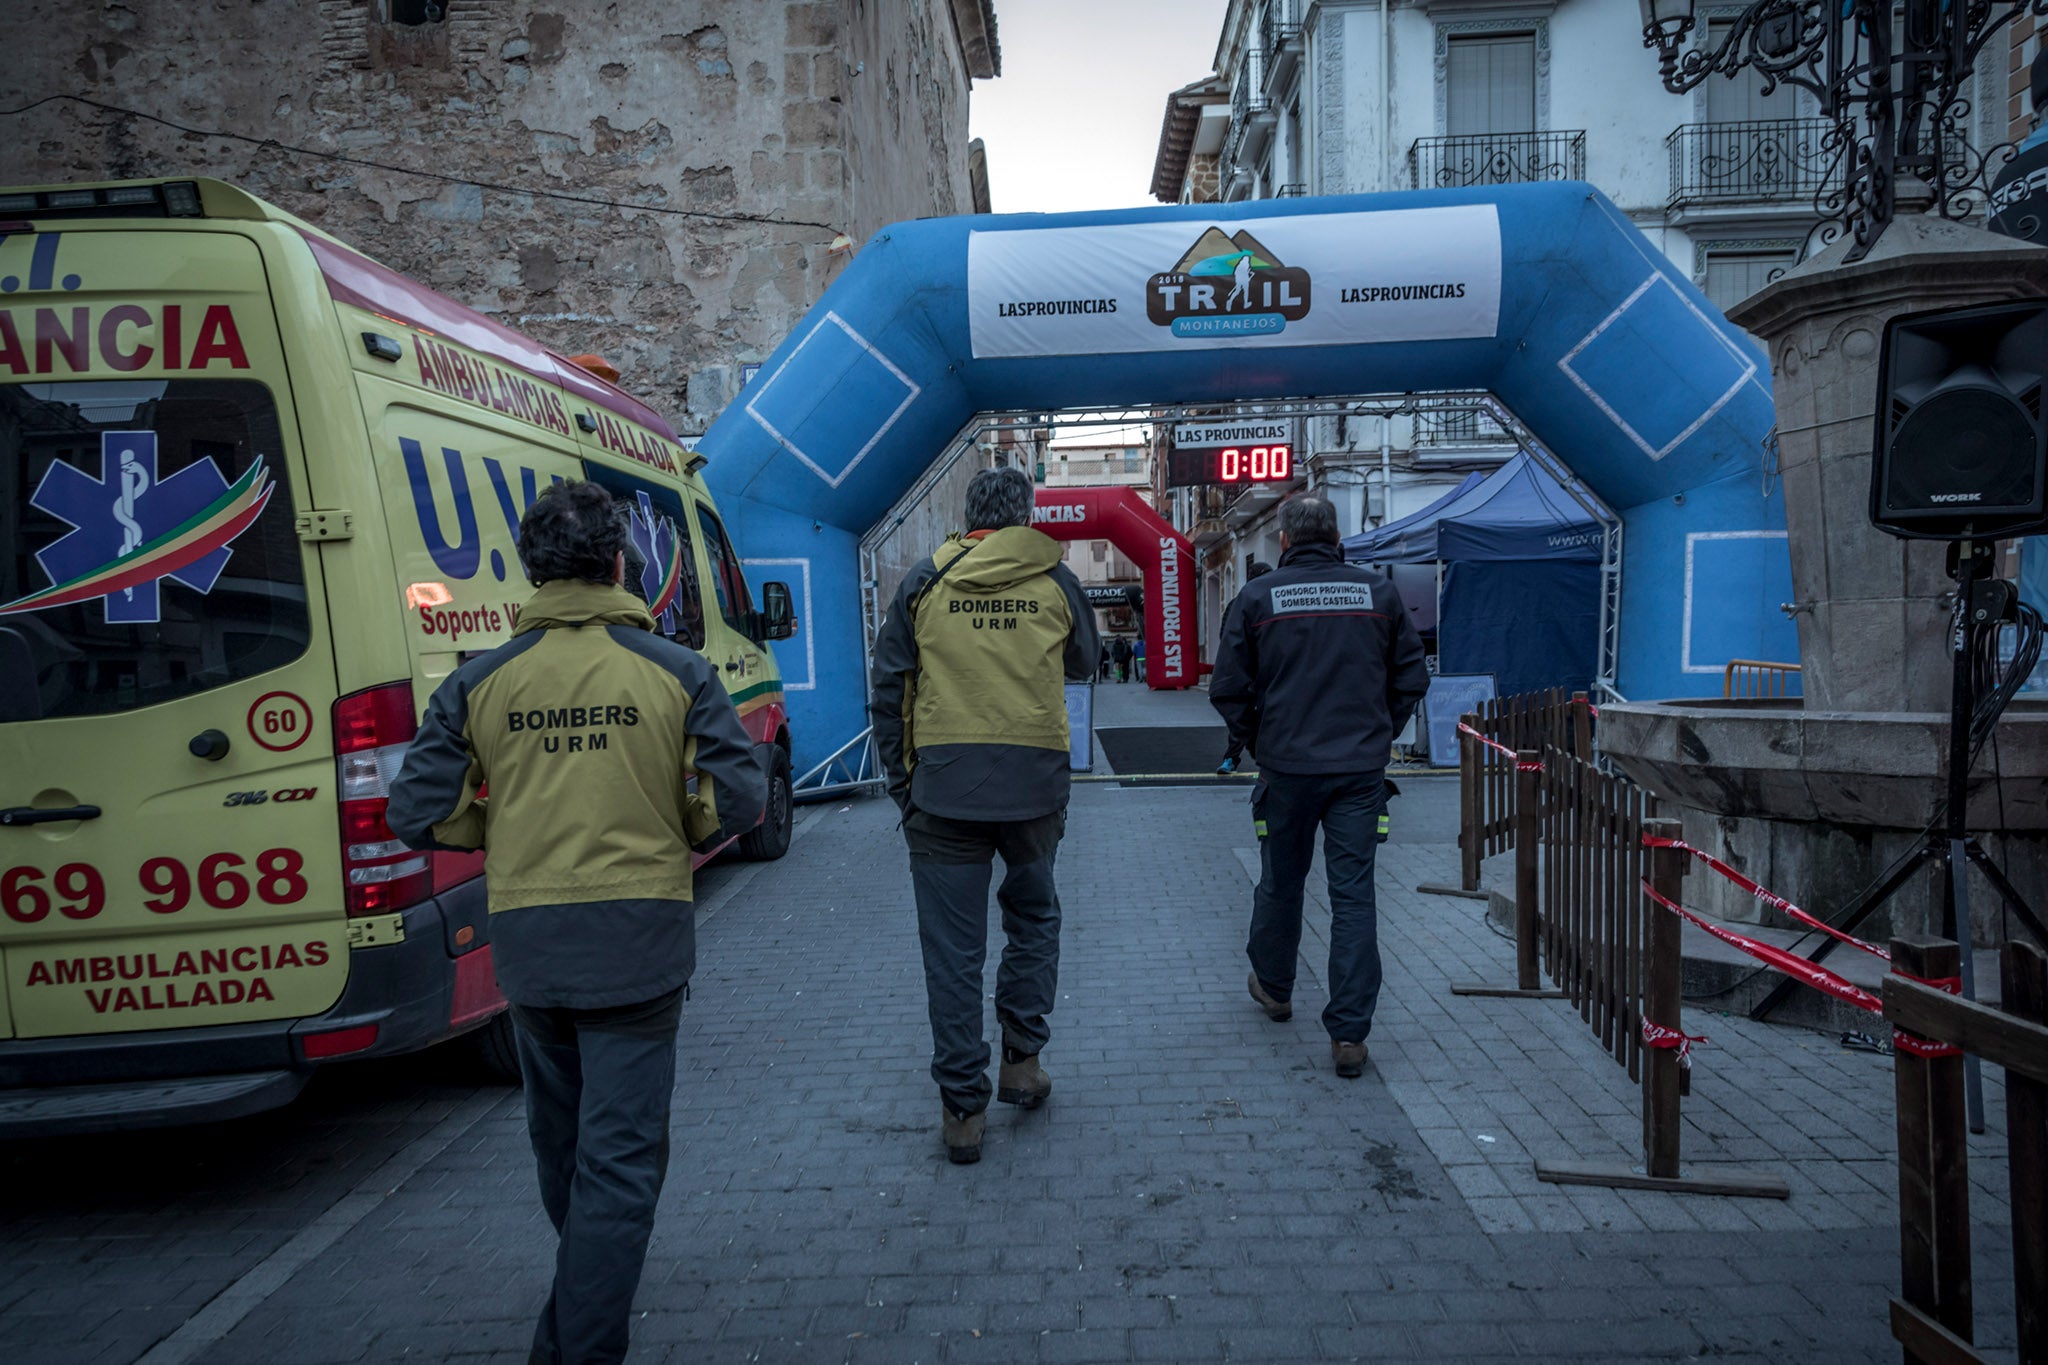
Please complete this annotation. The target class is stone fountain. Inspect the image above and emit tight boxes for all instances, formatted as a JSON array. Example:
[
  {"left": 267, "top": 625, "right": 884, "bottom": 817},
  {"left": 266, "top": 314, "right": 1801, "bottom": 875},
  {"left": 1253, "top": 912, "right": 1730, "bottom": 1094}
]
[{"left": 1598, "top": 212, "right": 2048, "bottom": 947}]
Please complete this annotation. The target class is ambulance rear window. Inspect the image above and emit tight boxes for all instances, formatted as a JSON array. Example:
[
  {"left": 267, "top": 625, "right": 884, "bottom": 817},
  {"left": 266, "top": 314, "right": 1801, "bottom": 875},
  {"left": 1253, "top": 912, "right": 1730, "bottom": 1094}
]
[{"left": 0, "top": 379, "right": 309, "bottom": 721}]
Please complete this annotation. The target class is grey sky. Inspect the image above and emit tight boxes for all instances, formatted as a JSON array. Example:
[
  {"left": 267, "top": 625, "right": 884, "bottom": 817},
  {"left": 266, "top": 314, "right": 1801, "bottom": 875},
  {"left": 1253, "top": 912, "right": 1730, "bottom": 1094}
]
[{"left": 970, "top": 0, "right": 1231, "bottom": 215}]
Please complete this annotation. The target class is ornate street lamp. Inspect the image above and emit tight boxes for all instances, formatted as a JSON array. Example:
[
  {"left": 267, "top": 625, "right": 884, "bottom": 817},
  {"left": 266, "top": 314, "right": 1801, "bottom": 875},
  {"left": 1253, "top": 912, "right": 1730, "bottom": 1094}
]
[{"left": 1637, "top": 0, "right": 2047, "bottom": 261}]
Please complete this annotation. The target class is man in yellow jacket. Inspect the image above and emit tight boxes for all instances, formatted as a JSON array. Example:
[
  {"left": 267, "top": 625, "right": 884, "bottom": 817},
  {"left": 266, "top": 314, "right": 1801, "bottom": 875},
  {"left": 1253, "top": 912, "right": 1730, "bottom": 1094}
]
[
  {"left": 389, "top": 480, "right": 762, "bottom": 1365},
  {"left": 869, "top": 466, "right": 1099, "bottom": 1163}
]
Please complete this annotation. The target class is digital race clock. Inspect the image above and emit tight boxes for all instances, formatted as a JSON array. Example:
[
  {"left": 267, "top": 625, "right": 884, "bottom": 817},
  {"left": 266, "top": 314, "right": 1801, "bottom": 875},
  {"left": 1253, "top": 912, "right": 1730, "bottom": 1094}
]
[{"left": 1165, "top": 443, "right": 1294, "bottom": 489}]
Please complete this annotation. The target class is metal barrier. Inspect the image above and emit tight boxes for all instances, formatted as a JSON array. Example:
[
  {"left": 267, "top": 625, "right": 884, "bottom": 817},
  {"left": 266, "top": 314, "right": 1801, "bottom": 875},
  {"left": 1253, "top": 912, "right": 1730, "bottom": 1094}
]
[
  {"left": 1722, "top": 657, "right": 1801, "bottom": 699},
  {"left": 792, "top": 726, "right": 884, "bottom": 803},
  {"left": 1884, "top": 937, "right": 2048, "bottom": 1364}
]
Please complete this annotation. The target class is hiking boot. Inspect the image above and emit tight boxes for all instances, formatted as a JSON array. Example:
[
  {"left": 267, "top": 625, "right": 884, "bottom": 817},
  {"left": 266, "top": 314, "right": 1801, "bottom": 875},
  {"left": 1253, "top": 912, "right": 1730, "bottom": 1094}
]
[
  {"left": 1331, "top": 1040, "right": 1369, "bottom": 1078},
  {"left": 1248, "top": 972, "right": 1292, "bottom": 1022},
  {"left": 997, "top": 1048, "right": 1052, "bottom": 1109},
  {"left": 942, "top": 1107, "right": 985, "bottom": 1164}
]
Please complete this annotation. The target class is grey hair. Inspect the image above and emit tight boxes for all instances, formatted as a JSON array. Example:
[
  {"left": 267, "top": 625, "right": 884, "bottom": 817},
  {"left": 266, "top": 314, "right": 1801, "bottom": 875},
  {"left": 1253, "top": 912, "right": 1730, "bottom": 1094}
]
[
  {"left": 964, "top": 465, "right": 1035, "bottom": 532},
  {"left": 518, "top": 481, "right": 631, "bottom": 586},
  {"left": 1279, "top": 494, "right": 1339, "bottom": 546}
]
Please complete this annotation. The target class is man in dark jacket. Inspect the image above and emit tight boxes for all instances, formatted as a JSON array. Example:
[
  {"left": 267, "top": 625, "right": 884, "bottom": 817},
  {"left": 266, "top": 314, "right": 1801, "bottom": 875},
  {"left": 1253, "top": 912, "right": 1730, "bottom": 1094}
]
[
  {"left": 388, "top": 481, "right": 764, "bottom": 1365},
  {"left": 1210, "top": 494, "right": 1429, "bottom": 1077},
  {"left": 869, "top": 466, "right": 1099, "bottom": 1163}
]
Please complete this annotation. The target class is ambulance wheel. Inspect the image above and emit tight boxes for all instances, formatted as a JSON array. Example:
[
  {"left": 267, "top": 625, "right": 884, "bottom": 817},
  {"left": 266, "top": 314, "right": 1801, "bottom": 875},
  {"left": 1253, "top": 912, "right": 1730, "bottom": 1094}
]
[
  {"left": 737, "top": 746, "right": 793, "bottom": 861},
  {"left": 469, "top": 1011, "right": 524, "bottom": 1084}
]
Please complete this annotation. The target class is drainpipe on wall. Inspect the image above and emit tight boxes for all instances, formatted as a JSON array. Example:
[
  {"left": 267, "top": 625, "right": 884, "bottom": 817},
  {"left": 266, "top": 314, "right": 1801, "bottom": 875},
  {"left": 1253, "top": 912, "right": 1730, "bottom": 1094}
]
[
  {"left": 1379, "top": 415, "right": 1393, "bottom": 527},
  {"left": 1379, "top": 0, "right": 1391, "bottom": 191}
]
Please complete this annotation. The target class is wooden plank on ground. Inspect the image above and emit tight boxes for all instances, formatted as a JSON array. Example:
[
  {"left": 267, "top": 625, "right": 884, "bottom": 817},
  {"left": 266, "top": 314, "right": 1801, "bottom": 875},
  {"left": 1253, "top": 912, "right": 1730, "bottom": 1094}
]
[
  {"left": 1890, "top": 1298, "right": 1989, "bottom": 1365},
  {"left": 1533, "top": 1158, "right": 1789, "bottom": 1199}
]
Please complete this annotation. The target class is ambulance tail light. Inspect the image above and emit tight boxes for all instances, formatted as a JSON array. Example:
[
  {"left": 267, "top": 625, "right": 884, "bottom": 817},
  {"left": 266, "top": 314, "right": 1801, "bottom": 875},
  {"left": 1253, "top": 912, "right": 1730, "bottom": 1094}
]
[{"left": 333, "top": 683, "right": 432, "bottom": 917}]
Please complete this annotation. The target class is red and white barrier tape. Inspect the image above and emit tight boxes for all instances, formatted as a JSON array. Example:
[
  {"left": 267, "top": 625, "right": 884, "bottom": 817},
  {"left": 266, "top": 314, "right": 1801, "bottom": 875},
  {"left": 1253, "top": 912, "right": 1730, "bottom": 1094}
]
[
  {"left": 1455, "top": 721, "right": 1520, "bottom": 763},
  {"left": 1642, "top": 1018, "right": 1707, "bottom": 1068},
  {"left": 1639, "top": 878, "right": 1975, "bottom": 1059},
  {"left": 1638, "top": 879, "right": 1885, "bottom": 1014},
  {"left": 1893, "top": 975, "right": 1964, "bottom": 1059},
  {"left": 1640, "top": 834, "right": 1890, "bottom": 961},
  {"left": 1455, "top": 722, "right": 1546, "bottom": 772}
]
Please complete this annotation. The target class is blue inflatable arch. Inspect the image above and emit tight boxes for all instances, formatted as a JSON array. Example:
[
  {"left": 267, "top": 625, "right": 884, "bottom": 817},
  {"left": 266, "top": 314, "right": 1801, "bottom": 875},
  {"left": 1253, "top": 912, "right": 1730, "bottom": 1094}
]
[{"left": 701, "top": 182, "right": 1797, "bottom": 774}]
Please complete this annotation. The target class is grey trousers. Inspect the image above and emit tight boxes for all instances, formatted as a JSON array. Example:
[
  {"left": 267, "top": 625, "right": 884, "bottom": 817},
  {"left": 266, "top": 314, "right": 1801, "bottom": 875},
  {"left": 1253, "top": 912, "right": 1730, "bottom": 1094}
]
[
  {"left": 905, "top": 808, "right": 1065, "bottom": 1116},
  {"left": 1247, "top": 769, "right": 1386, "bottom": 1044},
  {"left": 511, "top": 988, "right": 682, "bottom": 1365}
]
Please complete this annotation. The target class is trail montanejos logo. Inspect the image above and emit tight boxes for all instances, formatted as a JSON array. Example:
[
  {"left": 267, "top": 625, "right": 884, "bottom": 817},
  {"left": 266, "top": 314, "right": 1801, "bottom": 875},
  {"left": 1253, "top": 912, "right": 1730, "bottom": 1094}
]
[
  {"left": 1145, "top": 228, "right": 1312, "bottom": 339},
  {"left": 0, "top": 432, "right": 275, "bottom": 623}
]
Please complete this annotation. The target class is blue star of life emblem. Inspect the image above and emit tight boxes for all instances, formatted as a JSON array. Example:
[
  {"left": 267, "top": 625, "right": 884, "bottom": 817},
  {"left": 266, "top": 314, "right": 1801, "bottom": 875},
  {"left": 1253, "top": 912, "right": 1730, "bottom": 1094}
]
[{"left": 31, "top": 432, "right": 239, "bottom": 625}]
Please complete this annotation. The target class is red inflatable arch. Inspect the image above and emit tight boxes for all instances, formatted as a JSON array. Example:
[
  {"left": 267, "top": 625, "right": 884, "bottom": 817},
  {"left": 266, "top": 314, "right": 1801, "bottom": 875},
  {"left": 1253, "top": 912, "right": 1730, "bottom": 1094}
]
[{"left": 1031, "top": 486, "right": 1199, "bottom": 690}]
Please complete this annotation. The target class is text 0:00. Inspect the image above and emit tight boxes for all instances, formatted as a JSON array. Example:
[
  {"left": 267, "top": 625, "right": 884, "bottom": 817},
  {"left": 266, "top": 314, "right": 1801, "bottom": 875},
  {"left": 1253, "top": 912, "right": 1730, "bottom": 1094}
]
[
  {"left": 1, "top": 851, "right": 309, "bottom": 923},
  {"left": 1217, "top": 444, "right": 1291, "bottom": 482}
]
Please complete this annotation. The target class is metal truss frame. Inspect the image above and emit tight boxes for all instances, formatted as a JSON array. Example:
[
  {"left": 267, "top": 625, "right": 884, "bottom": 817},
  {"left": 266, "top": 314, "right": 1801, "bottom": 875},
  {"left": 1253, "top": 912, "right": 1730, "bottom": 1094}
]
[{"left": 833, "top": 390, "right": 1628, "bottom": 800}]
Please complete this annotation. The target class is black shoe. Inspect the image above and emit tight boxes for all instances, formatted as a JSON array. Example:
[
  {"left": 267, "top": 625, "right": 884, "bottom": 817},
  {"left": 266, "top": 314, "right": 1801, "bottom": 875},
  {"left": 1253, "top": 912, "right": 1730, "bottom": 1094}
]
[{"left": 1248, "top": 972, "right": 1292, "bottom": 1022}]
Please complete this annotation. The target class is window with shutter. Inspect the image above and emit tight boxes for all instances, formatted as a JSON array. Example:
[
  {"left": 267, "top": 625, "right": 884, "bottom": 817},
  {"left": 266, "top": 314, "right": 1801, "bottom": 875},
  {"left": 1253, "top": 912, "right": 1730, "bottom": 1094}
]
[
  {"left": 1703, "top": 20, "right": 1795, "bottom": 124},
  {"left": 1446, "top": 34, "right": 1536, "bottom": 136},
  {"left": 1702, "top": 247, "right": 1798, "bottom": 314}
]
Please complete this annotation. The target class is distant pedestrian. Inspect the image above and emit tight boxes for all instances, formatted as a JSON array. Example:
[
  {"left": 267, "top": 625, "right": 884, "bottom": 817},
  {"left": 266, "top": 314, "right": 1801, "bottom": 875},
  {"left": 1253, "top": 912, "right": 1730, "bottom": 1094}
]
[
  {"left": 388, "top": 482, "right": 764, "bottom": 1364},
  {"left": 1133, "top": 634, "right": 1146, "bottom": 684},
  {"left": 1110, "top": 635, "right": 1131, "bottom": 683},
  {"left": 1215, "top": 560, "right": 1273, "bottom": 775},
  {"left": 1210, "top": 495, "right": 1428, "bottom": 1078},
  {"left": 1098, "top": 639, "right": 1112, "bottom": 683},
  {"left": 869, "top": 466, "right": 1100, "bottom": 1163}
]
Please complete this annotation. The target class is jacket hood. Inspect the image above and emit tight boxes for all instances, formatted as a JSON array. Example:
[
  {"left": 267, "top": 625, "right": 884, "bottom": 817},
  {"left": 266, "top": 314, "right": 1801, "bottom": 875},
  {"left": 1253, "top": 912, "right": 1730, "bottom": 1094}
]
[
  {"left": 934, "top": 526, "right": 1064, "bottom": 592},
  {"left": 514, "top": 579, "right": 658, "bottom": 635}
]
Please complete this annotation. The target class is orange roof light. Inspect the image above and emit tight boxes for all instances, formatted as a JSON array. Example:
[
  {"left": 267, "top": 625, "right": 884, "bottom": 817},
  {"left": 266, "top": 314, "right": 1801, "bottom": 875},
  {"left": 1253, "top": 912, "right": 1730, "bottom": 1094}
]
[{"left": 566, "top": 353, "right": 621, "bottom": 383}]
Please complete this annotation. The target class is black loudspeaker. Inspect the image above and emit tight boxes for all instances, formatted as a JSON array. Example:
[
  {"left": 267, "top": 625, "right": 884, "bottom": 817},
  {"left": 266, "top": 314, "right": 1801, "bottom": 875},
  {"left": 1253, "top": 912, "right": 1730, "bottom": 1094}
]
[{"left": 1870, "top": 299, "right": 2048, "bottom": 540}]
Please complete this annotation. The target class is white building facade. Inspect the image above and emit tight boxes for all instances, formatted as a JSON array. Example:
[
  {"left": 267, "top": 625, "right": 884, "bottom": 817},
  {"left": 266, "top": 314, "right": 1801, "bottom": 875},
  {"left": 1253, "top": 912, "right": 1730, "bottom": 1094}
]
[{"left": 1150, "top": 0, "right": 2006, "bottom": 652}]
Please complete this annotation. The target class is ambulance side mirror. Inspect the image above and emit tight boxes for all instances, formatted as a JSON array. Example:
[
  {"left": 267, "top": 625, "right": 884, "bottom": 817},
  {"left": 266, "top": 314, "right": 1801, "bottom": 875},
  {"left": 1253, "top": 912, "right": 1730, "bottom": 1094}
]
[{"left": 759, "top": 581, "right": 797, "bottom": 642}]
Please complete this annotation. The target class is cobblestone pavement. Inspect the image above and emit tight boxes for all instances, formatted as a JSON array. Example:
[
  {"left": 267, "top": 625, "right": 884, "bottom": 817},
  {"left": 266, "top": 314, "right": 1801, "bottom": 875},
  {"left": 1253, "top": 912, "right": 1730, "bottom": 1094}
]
[{"left": 0, "top": 710, "right": 2021, "bottom": 1363}]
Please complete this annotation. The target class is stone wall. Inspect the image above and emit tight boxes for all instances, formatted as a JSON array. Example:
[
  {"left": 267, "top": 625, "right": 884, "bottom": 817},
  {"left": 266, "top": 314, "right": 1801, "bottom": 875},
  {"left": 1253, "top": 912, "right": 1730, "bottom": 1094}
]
[{"left": 0, "top": 0, "right": 983, "bottom": 433}]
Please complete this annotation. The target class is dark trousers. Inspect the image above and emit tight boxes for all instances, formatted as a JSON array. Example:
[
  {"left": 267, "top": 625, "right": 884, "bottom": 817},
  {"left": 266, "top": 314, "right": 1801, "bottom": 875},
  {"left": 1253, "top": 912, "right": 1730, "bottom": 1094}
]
[
  {"left": 512, "top": 988, "right": 683, "bottom": 1365},
  {"left": 1247, "top": 769, "right": 1386, "bottom": 1043},
  {"left": 905, "top": 809, "right": 1064, "bottom": 1116}
]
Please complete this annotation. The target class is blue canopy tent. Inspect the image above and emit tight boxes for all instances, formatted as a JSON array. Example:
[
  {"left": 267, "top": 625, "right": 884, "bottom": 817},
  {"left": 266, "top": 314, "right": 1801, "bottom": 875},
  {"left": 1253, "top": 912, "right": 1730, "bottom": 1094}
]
[
  {"left": 1344, "top": 453, "right": 1607, "bottom": 698},
  {"left": 1340, "top": 472, "right": 1481, "bottom": 638}
]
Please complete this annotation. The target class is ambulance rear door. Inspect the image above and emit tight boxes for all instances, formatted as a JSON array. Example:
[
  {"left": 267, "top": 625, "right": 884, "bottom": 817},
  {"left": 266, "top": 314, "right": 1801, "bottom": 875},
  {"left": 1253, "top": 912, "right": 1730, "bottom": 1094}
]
[{"left": 0, "top": 228, "right": 347, "bottom": 1039}]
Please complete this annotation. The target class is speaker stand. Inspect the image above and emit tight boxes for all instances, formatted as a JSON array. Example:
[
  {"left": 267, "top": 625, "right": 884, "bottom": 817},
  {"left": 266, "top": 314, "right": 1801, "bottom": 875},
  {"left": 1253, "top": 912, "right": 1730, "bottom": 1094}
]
[{"left": 1747, "top": 542, "right": 2044, "bottom": 1134}]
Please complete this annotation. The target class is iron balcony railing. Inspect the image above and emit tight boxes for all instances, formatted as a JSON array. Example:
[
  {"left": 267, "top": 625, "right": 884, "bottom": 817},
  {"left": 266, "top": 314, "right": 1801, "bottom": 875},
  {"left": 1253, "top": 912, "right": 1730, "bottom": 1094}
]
[
  {"left": 1229, "top": 47, "right": 1273, "bottom": 155},
  {"left": 1415, "top": 407, "right": 1514, "bottom": 449},
  {"left": 1667, "top": 119, "right": 1834, "bottom": 209},
  {"left": 1410, "top": 130, "right": 1586, "bottom": 190},
  {"left": 1262, "top": 0, "right": 1302, "bottom": 57},
  {"left": 1275, "top": 182, "right": 1308, "bottom": 198}
]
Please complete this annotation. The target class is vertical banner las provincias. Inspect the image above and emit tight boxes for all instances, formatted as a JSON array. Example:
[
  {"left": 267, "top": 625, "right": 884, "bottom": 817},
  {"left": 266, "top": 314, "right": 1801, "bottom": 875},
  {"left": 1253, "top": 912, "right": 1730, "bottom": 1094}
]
[{"left": 967, "top": 205, "right": 1503, "bottom": 359}]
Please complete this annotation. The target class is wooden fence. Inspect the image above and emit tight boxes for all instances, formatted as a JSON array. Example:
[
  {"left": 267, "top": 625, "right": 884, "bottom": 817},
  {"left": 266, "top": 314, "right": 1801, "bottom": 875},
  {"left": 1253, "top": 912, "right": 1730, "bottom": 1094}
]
[
  {"left": 1448, "top": 686, "right": 1784, "bottom": 1196},
  {"left": 1456, "top": 688, "right": 1595, "bottom": 890},
  {"left": 1884, "top": 937, "right": 2048, "bottom": 1365},
  {"left": 1539, "top": 748, "right": 1656, "bottom": 1083}
]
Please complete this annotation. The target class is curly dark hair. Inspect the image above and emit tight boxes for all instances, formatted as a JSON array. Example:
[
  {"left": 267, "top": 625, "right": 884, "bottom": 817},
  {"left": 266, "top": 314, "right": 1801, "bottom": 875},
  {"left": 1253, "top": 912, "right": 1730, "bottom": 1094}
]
[{"left": 517, "top": 481, "right": 630, "bottom": 586}]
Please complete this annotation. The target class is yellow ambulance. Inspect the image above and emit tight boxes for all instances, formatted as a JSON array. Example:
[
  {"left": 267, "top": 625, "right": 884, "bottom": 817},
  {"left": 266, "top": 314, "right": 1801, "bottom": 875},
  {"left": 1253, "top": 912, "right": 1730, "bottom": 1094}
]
[{"left": 0, "top": 178, "right": 796, "bottom": 1134}]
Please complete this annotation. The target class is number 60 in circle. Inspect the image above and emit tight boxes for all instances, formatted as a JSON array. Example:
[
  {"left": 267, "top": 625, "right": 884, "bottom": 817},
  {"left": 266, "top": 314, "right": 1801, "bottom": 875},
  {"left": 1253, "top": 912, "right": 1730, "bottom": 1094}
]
[{"left": 247, "top": 692, "right": 313, "bottom": 752}]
